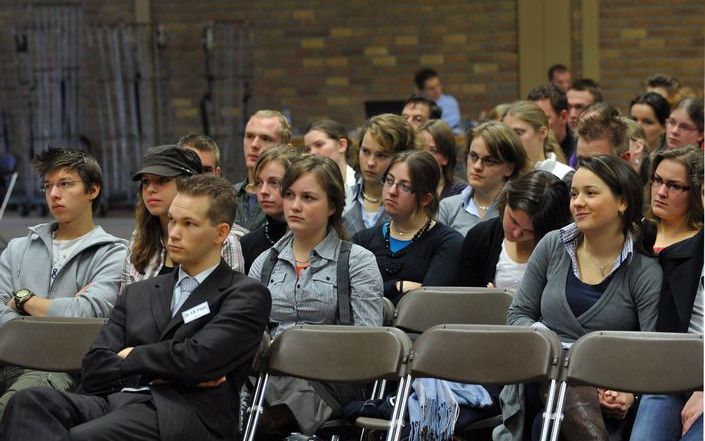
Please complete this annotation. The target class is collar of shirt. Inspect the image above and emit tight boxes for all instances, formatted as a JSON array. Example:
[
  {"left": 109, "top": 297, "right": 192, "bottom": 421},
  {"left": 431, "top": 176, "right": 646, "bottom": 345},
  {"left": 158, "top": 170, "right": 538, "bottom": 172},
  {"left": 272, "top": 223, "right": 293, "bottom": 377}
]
[
  {"left": 559, "top": 222, "right": 634, "bottom": 278},
  {"left": 274, "top": 229, "right": 341, "bottom": 267},
  {"left": 461, "top": 185, "right": 497, "bottom": 217},
  {"left": 233, "top": 179, "right": 249, "bottom": 196},
  {"left": 175, "top": 262, "right": 220, "bottom": 290}
]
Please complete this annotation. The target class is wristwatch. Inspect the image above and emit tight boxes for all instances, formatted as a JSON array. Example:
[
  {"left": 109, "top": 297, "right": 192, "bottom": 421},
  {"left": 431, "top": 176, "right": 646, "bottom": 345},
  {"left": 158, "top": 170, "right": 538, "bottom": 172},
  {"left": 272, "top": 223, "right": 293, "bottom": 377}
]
[{"left": 13, "top": 288, "right": 34, "bottom": 315}]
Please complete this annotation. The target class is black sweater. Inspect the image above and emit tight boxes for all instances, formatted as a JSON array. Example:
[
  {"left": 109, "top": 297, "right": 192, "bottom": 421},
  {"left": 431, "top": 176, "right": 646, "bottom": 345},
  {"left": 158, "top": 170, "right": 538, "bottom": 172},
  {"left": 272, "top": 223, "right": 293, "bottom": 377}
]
[
  {"left": 455, "top": 217, "right": 504, "bottom": 287},
  {"left": 353, "top": 222, "right": 463, "bottom": 304},
  {"left": 241, "top": 217, "right": 288, "bottom": 274}
]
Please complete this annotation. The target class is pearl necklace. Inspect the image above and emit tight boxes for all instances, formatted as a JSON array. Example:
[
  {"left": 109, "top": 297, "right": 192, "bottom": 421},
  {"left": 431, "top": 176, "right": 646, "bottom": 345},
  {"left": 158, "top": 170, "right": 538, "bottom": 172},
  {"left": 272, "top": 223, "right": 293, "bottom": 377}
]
[{"left": 362, "top": 191, "right": 381, "bottom": 204}]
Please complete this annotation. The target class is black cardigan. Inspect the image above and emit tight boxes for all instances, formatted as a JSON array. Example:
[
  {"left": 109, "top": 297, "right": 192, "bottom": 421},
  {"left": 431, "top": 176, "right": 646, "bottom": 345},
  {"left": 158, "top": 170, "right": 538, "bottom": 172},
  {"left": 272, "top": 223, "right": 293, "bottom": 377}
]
[
  {"left": 656, "top": 229, "right": 704, "bottom": 333},
  {"left": 241, "top": 217, "right": 288, "bottom": 275},
  {"left": 353, "top": 222, "right": 463, "bottom": 304},
  {"left": 455, "top": 217, "right": 504, "bottom": 287}
]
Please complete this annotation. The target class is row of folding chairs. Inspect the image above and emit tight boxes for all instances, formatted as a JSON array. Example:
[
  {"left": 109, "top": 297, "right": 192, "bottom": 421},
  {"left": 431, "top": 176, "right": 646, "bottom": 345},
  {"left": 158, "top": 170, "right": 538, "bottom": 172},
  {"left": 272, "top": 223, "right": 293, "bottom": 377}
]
[{"left": 244, "top": 324, "right": 702, "bottom": 441}]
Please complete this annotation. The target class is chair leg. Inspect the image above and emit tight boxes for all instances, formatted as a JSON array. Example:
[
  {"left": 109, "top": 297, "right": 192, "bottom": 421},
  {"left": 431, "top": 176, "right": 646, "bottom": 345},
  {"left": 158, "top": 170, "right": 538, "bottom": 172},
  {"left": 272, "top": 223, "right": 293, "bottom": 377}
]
[{"left": 244, "top": 373, "right": 270, "bottom": 441}]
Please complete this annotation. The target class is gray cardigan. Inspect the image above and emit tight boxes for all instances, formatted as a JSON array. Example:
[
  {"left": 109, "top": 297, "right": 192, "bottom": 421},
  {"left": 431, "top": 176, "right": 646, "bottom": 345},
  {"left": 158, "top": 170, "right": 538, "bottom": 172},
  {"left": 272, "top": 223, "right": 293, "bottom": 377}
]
[
  {"left": 494, "top": 230, "right": 662, "bottom": 441},
  {"left": 437, "top": 191, "right": 498, "bottom": 237}
]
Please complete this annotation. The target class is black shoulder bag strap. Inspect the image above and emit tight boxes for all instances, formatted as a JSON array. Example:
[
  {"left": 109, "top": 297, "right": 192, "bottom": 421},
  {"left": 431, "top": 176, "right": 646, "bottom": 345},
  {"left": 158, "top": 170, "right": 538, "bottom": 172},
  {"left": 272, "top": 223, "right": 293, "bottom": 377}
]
[{"left": 336, "top": 240, "right": 353, "bottom": 325}]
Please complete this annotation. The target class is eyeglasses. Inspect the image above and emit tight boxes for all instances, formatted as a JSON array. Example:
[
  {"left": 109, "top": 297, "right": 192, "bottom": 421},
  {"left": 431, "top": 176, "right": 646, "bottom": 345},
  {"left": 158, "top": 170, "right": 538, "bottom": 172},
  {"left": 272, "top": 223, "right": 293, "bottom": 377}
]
[
  {"left": 41, "top": 180, "right": 81, "bottom": 194},
  {"left": 651, "top": 174, "right": 691, "bottom": 193},
  {"left": 381, "top": 176, "right": 414, "bottom": 194},
  {"left": 666, "top": 118, "right": 699, "bottom": 133},
  {"left": 468, "top": 151, "right": 503, "bottom": 167}
]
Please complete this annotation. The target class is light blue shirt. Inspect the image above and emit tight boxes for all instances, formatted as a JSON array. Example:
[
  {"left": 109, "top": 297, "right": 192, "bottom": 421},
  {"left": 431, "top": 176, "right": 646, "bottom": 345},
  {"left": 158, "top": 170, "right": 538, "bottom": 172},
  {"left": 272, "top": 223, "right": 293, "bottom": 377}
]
[
  {"left": 436, "top": 93, "right": 461, "bottom": 134},
  {"left": 171, "top": 263, "right": 219, "bottom": 314}
]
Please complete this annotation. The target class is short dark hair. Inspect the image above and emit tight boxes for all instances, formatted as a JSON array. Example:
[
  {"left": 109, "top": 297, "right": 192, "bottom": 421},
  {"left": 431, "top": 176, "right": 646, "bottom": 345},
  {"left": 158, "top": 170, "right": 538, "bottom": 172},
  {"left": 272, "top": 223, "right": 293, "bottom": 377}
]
[
  {"left": 414, "top": 68, "right": 439, "bottom": 90},
  {"left": 547, "top": 64, "right": 569, "bottom": 81},
  {"left": 175, "top": 174, "right": 237, "bottom": 226},
  {"left": 498, "top": 170, "right": 571, "bottom": 246},
  {"left": 305, "top": 118, "right": 355, "bottom": 167},
  {"left": 383, "top": 150, "right": 441, "bottom": 218},
  {"left": 570, "top": 78, "right": 604, "bottom": 103},
  {"left": 404, "top": 95, "right": 442, "bottom": 119},
  {"left": 527, "top": 83, "right": 568, "bottom": 113},
  {"left": 177, "top": 134, "right": 221, "bottom": 168},
  {"left": 576, "top": 113, "right": 628, "bottom": 156},
  {"left": 629, "top": 92, "right": 671, "bottom": 127},
  {"left": 32, "top": 147, "right": 103, "bottom": 212},
  {"left": 466, "top": 121, "right": 529, "bottom": 181},
  {"left": 644, "top": 74, "right": 680, "bottom": 94}
]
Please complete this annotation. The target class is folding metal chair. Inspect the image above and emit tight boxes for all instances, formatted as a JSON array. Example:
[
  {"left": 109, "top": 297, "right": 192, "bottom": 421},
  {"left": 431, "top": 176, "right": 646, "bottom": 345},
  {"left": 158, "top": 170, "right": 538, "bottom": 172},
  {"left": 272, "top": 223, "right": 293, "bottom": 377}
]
[
  {"left": 394, "top": 287, "right": 513, "bottom": 334},
  {"left": 243, "top": 325, "right": 413, "bottom": 441},
  {"left": 0, "top": 316, "right": 107, "bottom": 373},
  {"left": 549, "top": 331, "right": 703, "bottom": 441},
  {"left": 388, "top": 324, "right": 563, "bottom": 441}
]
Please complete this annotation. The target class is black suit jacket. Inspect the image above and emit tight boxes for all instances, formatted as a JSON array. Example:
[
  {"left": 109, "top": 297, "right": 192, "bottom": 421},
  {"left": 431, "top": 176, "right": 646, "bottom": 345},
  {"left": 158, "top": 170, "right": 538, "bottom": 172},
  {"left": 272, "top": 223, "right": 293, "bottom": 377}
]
[
  {"left": 78, "top": 260, "right": 271, "bottom": 441},
  {"left": 656, "top": 229, "right": 703, "bottom": 332}
]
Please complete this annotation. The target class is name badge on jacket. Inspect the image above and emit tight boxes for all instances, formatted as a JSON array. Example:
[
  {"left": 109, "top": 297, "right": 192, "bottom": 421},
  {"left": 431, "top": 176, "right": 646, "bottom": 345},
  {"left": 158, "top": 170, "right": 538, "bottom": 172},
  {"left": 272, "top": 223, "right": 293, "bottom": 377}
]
[{"left": 182, "top": 302, "right": 210, "bottom": 324}]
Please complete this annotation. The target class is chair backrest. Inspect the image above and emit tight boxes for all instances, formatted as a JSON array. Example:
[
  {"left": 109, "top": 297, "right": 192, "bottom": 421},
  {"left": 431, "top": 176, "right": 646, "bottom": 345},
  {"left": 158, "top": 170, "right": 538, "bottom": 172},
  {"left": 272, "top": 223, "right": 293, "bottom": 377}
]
[
  {"left": 0, "top": 316, "right": 107, "bottom": 373},
  {"left": 564, "top": 330, "right": 704, "bottom": 394},
  {"left": 267, "top": 325, "right": 412, "bottom": 382},
  {"left": 382, "top": 297, "right": 395, "bottom": 326},
  {"left": 410, "top": 324, "right": 562, "bottom": 385},
  {"left": 394, "top": 287, "right": 513, "bottom": 333}
]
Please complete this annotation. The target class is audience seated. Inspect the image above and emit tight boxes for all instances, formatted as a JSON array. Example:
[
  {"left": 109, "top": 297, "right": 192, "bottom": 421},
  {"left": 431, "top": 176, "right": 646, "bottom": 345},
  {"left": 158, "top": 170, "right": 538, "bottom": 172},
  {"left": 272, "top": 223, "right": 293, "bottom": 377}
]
[
  {"left": 644, "top": 73, "right": 681, "bottom": 106},
  {"left": 666, "top": 97, "right": 704, "bottom": 150},
  {"left": 528, "top": 83, "right": 576, "bottom": 161},
  {"left": 0, "top": 148, "right": 127, "bottom": 418},
  {"left": 235, "top": 110, "right": 293, "bottom": 231},
  {"left": 456, "top": 170, "right": 571, "bottom": 294},
  {"left": 496, "top": 155, "right": 662, "bottom": 441},
  {"left": 575, "top": 112, "right": 630, "bottom": 161},
  {"left": 503, "top": 100, "right": 574, "bottom": 179},
  {"left": 304, "top": 119, "right": 357, "bottom": 211},
  {"left": 649, "top": 145, "right": 703, "bottom": 253},
  {"left": 121, "top": 145, "right": 245, "bottom": 290},
  {"left": 1, "top": 175, "right": 271, "bottom": 441},
  {"left": 401, "top": 95, "right": 442, "bottom": 131},
  {"left": 629, "top": 92, "right": 671, "bottom": 159},
  {"left": 567, "top": 78, "right": 603, "bottom": 130},
  {"left": 623, "top": 118, "right": 652, "bottom": 186},
  {"left": 343, "top": 114, "right": 416, "bottom": 236},
  {"left": 438, "top": 121, "right": 529, "bottom": 236},
  {"left": 248, "top": 155, "right": 383, "bottom": 436},
  {"left": 240, "top": 146, "right": 300, "bottom": 273},
  {"left": 353, "top": 150, "right": 463, "bottom": 304},
  {"left": 414, "top": 68, "right": 462, "bottom": 133},
  {"left": 417, "top": 119, "right": 467, "bottom": 199}
]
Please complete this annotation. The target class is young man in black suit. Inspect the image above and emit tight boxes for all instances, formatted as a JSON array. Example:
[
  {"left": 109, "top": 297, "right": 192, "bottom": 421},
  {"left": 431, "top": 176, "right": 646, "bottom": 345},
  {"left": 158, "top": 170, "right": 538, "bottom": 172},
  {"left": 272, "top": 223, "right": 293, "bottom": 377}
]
[{"left": 2, "top": 174, "right": 271, "bottom": 441}]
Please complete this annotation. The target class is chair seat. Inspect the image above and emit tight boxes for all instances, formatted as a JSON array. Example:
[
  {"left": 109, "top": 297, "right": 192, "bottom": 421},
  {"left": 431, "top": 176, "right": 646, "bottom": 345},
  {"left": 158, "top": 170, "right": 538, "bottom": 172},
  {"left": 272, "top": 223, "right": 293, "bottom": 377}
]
[{"left": 355, "top": 416, "right": 392, "bottom": 431}]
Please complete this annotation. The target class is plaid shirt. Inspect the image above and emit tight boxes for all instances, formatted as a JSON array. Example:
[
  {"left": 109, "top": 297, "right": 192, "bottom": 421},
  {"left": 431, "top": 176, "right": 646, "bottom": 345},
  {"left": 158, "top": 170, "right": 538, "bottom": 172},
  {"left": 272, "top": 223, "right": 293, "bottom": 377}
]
[
  {"left": 558, "top": 222, "right": 634, "bottom": 279},
  {"left": 120, "top": 226, "right": 245, "bottom": 293}
]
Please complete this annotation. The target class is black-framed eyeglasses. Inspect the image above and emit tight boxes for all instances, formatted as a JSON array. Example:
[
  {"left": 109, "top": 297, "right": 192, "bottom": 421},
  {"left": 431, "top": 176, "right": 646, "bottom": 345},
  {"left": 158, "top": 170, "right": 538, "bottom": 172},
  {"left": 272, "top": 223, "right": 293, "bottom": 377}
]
[
  {"left": 468, "top": 151, "right": 503, "bottom": 167},
  {"left": 381, "top": 176, "right": 414, "bottom": 194},
  {"left": 651, "top": 174, "right": 691, "bottom": 193}
]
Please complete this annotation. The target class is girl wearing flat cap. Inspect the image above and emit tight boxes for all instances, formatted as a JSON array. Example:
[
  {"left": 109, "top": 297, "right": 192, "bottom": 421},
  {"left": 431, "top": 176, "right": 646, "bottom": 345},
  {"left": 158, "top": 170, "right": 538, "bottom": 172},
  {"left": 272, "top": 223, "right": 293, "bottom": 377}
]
[{"left": 120, "top": 144, "right": 245, "bottom": 290}]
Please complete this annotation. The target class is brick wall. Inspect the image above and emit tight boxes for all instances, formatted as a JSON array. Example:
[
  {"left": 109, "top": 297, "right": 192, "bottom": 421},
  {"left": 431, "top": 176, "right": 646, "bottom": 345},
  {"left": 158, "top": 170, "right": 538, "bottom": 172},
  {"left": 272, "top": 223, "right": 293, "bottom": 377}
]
[{"left": 0, "top": 0, "right": 702, "bottom": 168}]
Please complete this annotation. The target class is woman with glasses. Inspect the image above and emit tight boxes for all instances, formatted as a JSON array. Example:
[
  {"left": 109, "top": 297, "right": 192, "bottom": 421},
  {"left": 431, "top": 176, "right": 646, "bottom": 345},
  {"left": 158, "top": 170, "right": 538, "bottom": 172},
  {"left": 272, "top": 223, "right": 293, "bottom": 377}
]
[
  {"left": 629, "top": 146, "right": 704, "bottom": 441},
  {"left": 353, "top": 150, "right": 463, "bottom": 304},
  {"left": 121, "top": 145, "right": 244, "bottom": 290},
  {"left": 417, "top": 119, "right": 467, "bottom": 199},
  {"left": 456, "top": 170, "right": 571, "bottom": 294},
  {"left": 240, "top": 145, "right": 300, "bottom": 273},
  {"left": 249, "top": 155, "right": 383, "bottom": 436},
  {"left": 629, "top": 92, "right": 670, "bottom": 159},
  {"left": 666, "top": 97, "right": 704, "bottom": 150},
  {"left": 342, "top": 114, "right": 416, "bottom": 236},
  {"left": 437, "top": 121, "right": 529, "bottom": 236},
  {"left": 495, "top": 155, "right": 662, "bottom": 441},
  {"left": 649, "top": 145, "right": 703, "bottom": 253}
]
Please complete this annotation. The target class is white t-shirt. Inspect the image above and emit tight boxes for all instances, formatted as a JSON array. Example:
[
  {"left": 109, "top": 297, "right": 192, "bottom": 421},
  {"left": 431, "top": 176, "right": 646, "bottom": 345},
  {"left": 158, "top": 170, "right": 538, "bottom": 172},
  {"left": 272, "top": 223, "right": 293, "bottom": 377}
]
[
  {"left": 535, "top": 152, "right": 574, "bottom": 180},
  {"left": 493, "top": 241, "right": 528, "bottom": 295},
  {"left": 51, "top": 228, "right": 95, "bottom": 284}
]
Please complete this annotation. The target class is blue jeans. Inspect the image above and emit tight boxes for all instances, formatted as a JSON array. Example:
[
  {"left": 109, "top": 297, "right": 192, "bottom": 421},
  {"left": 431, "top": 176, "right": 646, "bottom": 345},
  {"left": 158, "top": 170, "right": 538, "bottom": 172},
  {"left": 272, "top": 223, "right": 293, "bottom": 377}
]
[{"left": 630, "top": 394, "right": 703, "bottom": 441}]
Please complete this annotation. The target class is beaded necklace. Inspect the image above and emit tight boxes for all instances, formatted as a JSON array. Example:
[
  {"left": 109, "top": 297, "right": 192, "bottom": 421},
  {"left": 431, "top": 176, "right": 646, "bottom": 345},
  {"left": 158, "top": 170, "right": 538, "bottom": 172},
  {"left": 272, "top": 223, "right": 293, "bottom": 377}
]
[{"left": 383, "top": 218, "right": 432, "bottom": 258}]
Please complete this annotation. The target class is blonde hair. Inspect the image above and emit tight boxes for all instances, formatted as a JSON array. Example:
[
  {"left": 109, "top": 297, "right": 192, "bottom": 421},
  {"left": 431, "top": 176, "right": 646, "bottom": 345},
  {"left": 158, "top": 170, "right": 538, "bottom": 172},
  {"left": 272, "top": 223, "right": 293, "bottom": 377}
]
[
  {"left": 505, "top": 100, "right": 567, "bottom": 163},
  {"left": 361, "top": 113, "right": 418, "bottom": 154},
  {"left": 251, "top": 109, "right": 293, "bottom": 144}
]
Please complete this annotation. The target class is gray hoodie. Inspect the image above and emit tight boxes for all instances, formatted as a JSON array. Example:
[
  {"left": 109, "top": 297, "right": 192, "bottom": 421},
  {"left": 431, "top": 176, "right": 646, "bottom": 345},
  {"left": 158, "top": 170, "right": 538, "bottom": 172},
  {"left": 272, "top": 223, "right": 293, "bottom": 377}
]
[{"left": 0, "top": 222, "right": 128, "bottom": 325}]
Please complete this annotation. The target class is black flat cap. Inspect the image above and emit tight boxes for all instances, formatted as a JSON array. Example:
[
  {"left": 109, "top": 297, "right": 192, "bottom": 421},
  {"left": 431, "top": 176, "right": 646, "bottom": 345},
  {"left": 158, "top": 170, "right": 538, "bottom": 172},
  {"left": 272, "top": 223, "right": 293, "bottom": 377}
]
[{"left": 131, "top": 145, "right": 203, "bottom": 181}]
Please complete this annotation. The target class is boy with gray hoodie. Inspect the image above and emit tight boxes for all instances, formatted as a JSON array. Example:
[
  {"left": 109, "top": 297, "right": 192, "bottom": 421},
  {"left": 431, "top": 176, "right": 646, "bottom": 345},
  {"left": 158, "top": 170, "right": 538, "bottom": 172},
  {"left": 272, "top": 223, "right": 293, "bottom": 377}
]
[{"left": 0, "top": 147, "right": 127, "bottom": 417}]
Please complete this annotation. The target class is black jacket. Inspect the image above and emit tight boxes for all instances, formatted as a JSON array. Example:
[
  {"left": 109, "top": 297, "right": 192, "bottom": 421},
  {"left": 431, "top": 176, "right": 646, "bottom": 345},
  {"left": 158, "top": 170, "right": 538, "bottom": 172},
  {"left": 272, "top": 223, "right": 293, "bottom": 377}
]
[{"left": 455, "top": 217, "right": 504, "bottom": 287}]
